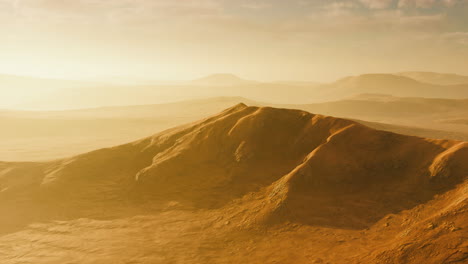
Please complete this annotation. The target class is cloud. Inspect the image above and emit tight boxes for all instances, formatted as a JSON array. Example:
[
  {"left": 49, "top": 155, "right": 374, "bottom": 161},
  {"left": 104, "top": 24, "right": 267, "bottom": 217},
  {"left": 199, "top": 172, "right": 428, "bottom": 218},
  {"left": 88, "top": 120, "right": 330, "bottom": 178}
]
[
  {"left": 398, "top": 0, "right": 436, "bottom": 8},
  {"left": 8, "top": 0, "right": 224, "bottom": 22},
  {"left": 240, "top": 2, "right": 271, "bottom": 9},
  {"left": 323, "top": 1, "right": 359, "bottom": 16},
  {"left": 442, "top": 31, "right": 468, "bottom": 45},
  {"left": 397, "top": 0, "right": 468, "bottom": 8},
  {"left": 1, "top": 0, "right": 465, "bottom": 44},
  {"left": 359, "top": 0, "right": 394, "bottom": 9}
]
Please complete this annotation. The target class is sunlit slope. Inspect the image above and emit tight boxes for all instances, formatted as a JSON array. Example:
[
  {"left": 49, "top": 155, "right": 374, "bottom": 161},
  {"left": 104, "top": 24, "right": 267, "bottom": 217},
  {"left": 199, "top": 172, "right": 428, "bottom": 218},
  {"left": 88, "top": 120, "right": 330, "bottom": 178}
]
[
  {"left": 1, "top": 95, "right": 468, "bottom": 162},
  {"left": 0, "top": 104, "right": 466, "bottom": 263},
  {"left": 0, "top": 97, "right": 253, "bottom": 161}
]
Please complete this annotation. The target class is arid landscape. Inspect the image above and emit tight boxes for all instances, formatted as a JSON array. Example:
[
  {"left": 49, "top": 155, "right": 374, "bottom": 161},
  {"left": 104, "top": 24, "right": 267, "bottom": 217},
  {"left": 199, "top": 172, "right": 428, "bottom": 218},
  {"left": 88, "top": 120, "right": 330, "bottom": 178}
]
[
  {"left": 1, "top": 73, "right": 468, "bottom": 264},
  {"left": 2, "top": 74, "right": 468, "bottom": 161},
  {"left": 1, "top": 103, "right": 467, "bottom": 263},
  {"left": 1, "top": 1, "right": 468, "bottom": 263}
]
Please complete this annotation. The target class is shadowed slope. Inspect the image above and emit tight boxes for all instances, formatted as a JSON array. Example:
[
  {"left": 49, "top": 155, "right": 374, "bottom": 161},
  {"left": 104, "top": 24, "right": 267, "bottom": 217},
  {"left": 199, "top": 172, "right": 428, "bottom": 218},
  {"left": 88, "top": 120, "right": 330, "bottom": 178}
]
[
  {"left": 0, "top": 104, "right": 467, "bottom": 263},
  {"left": 1, "top": 104, "right": 466, "bottom": 231}
]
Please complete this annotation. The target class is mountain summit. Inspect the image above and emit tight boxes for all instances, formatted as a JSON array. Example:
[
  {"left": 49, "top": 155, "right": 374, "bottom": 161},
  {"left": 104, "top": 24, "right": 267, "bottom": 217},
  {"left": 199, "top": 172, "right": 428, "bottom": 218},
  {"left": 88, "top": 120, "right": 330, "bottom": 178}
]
[{"left": 0, "top": 104, "right": 466, "bottom": 263}]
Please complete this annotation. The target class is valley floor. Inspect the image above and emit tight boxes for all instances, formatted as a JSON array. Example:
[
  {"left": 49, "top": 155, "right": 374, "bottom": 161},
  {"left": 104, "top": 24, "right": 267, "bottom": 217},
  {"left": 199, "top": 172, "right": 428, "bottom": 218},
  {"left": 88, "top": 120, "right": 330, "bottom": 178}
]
[{"left": 1, "top": 181, "right": 466, "bottom": 264}]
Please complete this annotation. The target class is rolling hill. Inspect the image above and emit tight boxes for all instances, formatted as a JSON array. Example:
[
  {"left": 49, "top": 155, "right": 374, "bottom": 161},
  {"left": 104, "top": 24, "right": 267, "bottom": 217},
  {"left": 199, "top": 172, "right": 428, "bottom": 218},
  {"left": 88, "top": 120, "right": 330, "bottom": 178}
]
[{"left": 0, "top": 104, "right": 466, "bottom": 263}]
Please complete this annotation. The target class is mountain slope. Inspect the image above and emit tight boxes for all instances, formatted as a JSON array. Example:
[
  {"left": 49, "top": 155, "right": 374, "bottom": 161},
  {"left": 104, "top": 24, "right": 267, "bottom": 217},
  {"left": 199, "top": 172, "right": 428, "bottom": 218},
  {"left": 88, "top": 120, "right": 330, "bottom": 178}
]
[
  {"left": 2, "top": 95, "right": 468, "bottom": 162},
  {"left": 3, "top": 104, "right": 465, "bottom": 207},
  {"left": 0, "top": 104, "right": 466, "bottom": 263},
  {"left": 285, "top": 94, "right": 468, "bottom": 137}
]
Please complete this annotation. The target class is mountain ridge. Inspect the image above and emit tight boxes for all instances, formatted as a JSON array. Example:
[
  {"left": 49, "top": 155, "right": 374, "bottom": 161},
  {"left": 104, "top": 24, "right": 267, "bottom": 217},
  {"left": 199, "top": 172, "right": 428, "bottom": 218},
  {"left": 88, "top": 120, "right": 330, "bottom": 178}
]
[{"left": 0, "top": 104, "right": 466, "bottom": 263}]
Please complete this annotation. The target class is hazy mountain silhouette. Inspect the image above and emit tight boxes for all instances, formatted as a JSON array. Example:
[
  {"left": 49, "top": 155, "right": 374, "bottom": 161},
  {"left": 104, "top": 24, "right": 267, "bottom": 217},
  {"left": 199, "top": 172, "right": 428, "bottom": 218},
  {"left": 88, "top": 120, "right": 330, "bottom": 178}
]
[
  {"left": 286, "top": 94, "right": 468, "bottom": 136},
  {"left": 318, "top": 74, "right": 468, "bottom": 100},
  {"left": 191, "top": 74, "right": 256, "bottom": 86},
  {"left": 398, "top": 71, "right": 468, "bottom": 85},
  {"left": 4, "top": 72, "right": 468, "bottom": 110},
  {"left": 2, "top": 95, "right": 467, "bottom": 161}
]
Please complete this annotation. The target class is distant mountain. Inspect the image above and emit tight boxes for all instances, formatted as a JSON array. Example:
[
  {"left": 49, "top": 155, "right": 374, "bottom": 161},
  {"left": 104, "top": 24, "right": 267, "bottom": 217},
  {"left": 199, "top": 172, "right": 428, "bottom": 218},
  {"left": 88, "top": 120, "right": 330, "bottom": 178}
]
[
  {"left": 293, "top": 94, "right": 468, "bottom": 120},
  {"left": 191, "top": 73, "right": 256, "bottom": 86},
  {"left": 5, "top": 72, "right": 468, "bottom": 110},
  {"left": 336, "top": 74, "right": 420, "bottom": 88},
  {"left": 318, "top": 74, "right": 468, "bottom": 100},
  {"left": 0, "top": 104, "right": 466, "bottom": 263},
  {"left": 2, "top": 95, "right": 467, "bottom": 161},
  {"left": 0, "top": 97, "right": 252, "bottom": 161},
  {"left": 280, "top": 94, "right": 468, "bottom": 140},
  {"left": 273, "top": 80, "right": 321, "bottom": 86},
  {"left": 398, "top": 71, "right": 468, "bottom": 85}
]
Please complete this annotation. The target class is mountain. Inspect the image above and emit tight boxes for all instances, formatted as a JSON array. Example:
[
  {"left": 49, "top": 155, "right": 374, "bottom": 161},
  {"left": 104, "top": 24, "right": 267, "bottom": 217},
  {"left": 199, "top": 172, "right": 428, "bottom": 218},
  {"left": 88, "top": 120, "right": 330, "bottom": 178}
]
[
  {"left": 298, "top": 93, "right": 468, "bottom": 118},
  {"left": 398, "top": 71, "right": 468, "bottom": 85},
  {"left": 285, "top": 94, "right": 468, "bottom": 136},
  {"left": 0, "top": 97, "right": 257, "bottom": 161},
  {"left": 0, "top": 104, "right": 466, "bottom": 263},
  {"left": 318, "top": 74, "right": 468, "bottom": 100},
  {"left": 9, "top": 79, "right": 317, "bottom": 110},
  {"left": 6, "top": 72, "right": 468, "bottom": 110},
  {"left": 274, "top": 80, "right": 321, "bottom": 86},
  {"left": 2, "top": 95, "right": 467, "bottom": 162},
  {"left": 191, "top": 73, "right": 256, "bottom": 86}
]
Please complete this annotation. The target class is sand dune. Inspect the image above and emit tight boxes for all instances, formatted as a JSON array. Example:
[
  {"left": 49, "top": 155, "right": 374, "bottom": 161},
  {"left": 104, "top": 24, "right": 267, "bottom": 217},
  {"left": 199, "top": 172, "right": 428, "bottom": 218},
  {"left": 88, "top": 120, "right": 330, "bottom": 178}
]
[{"left": 0, "top": 104, "right": 466, "bottom": 263}]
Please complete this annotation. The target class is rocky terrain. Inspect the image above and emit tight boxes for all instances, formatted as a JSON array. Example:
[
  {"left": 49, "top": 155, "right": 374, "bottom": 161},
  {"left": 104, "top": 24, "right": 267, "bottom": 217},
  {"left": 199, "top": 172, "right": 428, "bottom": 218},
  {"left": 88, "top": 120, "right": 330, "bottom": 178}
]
[{"left": 0, "top": 104, "right": 466, "bottom": 263}]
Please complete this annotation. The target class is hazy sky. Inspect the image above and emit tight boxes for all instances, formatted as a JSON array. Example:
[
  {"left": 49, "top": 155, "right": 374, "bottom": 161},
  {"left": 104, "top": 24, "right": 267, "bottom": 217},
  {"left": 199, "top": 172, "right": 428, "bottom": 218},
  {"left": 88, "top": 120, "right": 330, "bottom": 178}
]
[{"left": 0, "top": 0, "right": 467, "bottom": 81}]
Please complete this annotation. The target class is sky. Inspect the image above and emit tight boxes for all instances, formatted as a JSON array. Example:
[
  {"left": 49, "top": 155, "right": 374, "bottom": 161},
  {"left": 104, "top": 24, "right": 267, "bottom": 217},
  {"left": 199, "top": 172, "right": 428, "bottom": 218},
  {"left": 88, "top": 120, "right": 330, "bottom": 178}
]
[{"left": 0, "top": 0, "right": 467, "bottom": 82}]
